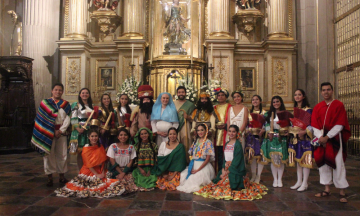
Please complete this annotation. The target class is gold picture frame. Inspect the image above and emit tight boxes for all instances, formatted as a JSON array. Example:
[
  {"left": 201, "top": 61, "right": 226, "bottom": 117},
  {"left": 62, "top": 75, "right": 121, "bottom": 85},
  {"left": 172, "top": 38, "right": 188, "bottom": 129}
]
[
  {"left": 98, "top": 67, "right": 115, "bottom": 90},
  {"left": 239, "top": 67, "right": 256, "bottom": 90}
]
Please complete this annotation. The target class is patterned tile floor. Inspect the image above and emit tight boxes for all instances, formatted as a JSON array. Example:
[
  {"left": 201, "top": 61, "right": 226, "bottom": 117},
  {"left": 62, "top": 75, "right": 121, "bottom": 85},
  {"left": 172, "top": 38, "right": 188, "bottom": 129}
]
[{"left": 1, "top": 152, "right": 360, "bottom": 216}]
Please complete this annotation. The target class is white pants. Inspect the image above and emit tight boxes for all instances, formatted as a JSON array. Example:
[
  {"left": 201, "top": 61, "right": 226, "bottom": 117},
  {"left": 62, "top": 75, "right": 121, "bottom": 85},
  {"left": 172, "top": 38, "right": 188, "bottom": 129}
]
[
  {"left": 319, "top": 134, "right": 349, "bottom": 189},
  {"left": 43, "top": 136, "right": 68, "bottom": 175}
]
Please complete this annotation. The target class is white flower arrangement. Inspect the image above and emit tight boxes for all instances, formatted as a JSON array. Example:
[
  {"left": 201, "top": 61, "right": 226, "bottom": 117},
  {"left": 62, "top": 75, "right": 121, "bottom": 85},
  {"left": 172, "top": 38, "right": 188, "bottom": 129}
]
[
  {"left": 201, "top": 79, "right": 221, "bottom": 104},
  {"left": 116, "top": 76, "right": 142, "bottom": 105},
  {"left": 177, "top": 75, "right": 198, "bottom": 103}
]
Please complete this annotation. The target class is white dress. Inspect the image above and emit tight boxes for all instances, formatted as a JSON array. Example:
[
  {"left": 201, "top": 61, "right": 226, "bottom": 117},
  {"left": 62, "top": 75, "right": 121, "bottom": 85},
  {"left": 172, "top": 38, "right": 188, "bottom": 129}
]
[
  {"left": 228, "top": 107, "right": 246, "bottom": 150},
  {"left": 151, "top": 108, "right": 179, "bottom": 146},
  {"left": 177, "top": 139, "right": 216, "bottom": 193}
]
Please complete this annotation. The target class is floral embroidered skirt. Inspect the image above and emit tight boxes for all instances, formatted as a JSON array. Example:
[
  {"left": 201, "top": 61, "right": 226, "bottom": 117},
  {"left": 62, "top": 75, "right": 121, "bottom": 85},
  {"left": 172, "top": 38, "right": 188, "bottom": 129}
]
[
  {"left": 194, "top": 162, "right": 268, "bottom": 201},
  {"left": 156, "top": 172, "right": 181, "bottom": 191},
  {"left": 245, "top": 134, "right": 262, "bottom": 163},
  {"left": 260, "top": 135, "right": 288, "bottom": 167}
]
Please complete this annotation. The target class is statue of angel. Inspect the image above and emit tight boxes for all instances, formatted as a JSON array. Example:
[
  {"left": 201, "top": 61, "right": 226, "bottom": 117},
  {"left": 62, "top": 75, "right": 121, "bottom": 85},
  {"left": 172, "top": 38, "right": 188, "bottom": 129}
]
[
  {"left": 93, "top": 0, "right": 118, "bottom": 11},
  {"left": 236, "top": 0, "right": 261, "bottom": 9},
  {"left": 162, "top": 0, "right": 191, "bottom": 45}
]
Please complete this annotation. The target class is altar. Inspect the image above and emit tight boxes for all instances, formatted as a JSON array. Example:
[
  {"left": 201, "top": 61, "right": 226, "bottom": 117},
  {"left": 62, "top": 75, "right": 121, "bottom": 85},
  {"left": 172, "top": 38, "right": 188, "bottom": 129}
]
[{"left": 57, "top": 0, "right": 297, "bottom": 108}]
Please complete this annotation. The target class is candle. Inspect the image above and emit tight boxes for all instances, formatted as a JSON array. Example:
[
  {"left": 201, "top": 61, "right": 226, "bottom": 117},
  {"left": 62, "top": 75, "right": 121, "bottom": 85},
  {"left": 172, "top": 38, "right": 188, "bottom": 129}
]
[
  {"left": 210, "top": 43, "right": 213, "bottom": 65},
  {"left": 191, "top": 39, "right": 193, "bottom": 65},
  {"left": 150, "top": 44, "right": 153, "bottom": 65},
  {"left": 131, "top": 44, "right": 134, "bottom": 65}
]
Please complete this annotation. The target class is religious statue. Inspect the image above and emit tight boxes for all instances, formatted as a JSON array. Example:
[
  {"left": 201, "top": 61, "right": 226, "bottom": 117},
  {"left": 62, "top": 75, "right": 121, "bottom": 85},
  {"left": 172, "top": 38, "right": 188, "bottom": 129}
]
[
  {"left": 236, "top": 0, "right": 261, "bottom": 10},
  {"left": 93, "top": 0, "right": 118, "bottom": 11},
  {"left": 7, "top": 10, "right": 22, "bottom": 56},
  {"left": 162, "top": 0, "right": 191, "bottom": 46}
]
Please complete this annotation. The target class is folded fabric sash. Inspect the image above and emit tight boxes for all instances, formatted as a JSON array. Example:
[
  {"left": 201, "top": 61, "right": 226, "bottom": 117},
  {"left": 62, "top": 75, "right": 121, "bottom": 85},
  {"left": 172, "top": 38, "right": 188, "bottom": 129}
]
[{"left": 186, "top": 158, "right": 205, "bottom": 179}]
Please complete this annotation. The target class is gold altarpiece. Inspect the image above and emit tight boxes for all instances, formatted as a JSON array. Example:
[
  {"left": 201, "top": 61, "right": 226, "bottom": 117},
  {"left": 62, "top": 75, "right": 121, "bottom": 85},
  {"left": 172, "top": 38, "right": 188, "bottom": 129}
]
[{"left": 57, "top": 0, "right": 297, "bottom": 108}]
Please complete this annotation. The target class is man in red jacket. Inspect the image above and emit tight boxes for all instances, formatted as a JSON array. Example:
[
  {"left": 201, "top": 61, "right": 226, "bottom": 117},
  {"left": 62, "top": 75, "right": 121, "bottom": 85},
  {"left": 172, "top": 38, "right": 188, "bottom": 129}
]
[{"left": 311, "top": 82, "right": 351, "bottom": 203}]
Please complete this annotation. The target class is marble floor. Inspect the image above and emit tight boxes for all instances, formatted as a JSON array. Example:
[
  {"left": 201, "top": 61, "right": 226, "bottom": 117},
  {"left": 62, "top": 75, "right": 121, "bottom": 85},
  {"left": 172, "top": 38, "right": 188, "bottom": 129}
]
[{"left": 1, "top": 152, "right": 360, "bottom": 216}]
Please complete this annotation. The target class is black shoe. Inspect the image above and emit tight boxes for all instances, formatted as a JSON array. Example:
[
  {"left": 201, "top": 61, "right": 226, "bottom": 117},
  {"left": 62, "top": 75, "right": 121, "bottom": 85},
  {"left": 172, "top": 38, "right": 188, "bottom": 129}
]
[
  {"left": 46, "top": 179, "right": 53, "bottom": 187},
  {"left": 59, "top": 178, "right": 69, "bottom": 184}
]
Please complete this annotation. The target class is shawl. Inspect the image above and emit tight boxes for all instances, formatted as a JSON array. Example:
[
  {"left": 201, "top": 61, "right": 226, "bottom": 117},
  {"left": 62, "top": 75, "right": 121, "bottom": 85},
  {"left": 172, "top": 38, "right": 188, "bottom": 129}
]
[
  {"left": 311, "top": 100, "right": 351, "bottom": 169},
  {"left": 151, "top": 92, "right": 179, "bottom": 123},
  {"left": 82, "top": 145, "right": 107, "bottom": 168},
  {"left": 134, "top": 127, "right": 154, "bottom": 146},
  {"left": 176, "top": 100, "right": 195, "bottom": 131},
  {"left": 151, "top": 143, "right": 187, "bottom": 176},
  {"left": 31, "top": 98, "right": 71, "bottom": 154},
  {"left": 212, "top": 139, "right": 246, "bottom": 190}
]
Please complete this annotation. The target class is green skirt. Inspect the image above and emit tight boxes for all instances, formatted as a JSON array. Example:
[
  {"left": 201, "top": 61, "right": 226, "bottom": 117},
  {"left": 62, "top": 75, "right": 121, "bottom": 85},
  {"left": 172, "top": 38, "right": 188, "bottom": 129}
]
[
  {"left": 70, "top": 127, "right": 89, "bottom": 149},
  {"left": 133, "top": 167, "right": 157, "bottom": 189},
  {"left": 260, "top": 136, "right": 288, "bottom": 167}
]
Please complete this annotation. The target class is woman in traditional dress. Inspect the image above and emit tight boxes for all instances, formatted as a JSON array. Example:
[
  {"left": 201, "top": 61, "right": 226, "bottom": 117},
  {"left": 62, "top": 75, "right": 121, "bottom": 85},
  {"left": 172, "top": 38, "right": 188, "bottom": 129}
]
[
  {"left": 107, "top": 128, "right": 139, "bottom": 194},
  {"left": 260, "top": 96, "right": 289, "bottom": 188},
  {"left": 246, "top": 95, "right": 266, "bottom": 183},
  {"left": 132, "top": 128, "right": 158, "bottom": 190},
  {"left": 98, "top": 93, "right": 116, "bottom": 149},
  {"left": 289, "top": 89, "right": 314, "bottom": 191},
  {"left": 70, "top": 88, "right": 94, "bottom": 170},
  {"left": 227, "top": 91, "right": 248, "bottom": 151},
  {"left": 195, "top": 125, "right": 268, "bottom": 200},
  {"left": 151, "top": 92, "right": 179, "bottom": 146},
  {"left": 177, "top": 124, "right": 215, "bottom": 193},
  {"left": 151, "top": 127, "right": 187, "bottom": 190},
  {"left": 56, "top": 129, "right": 121, "bottom": 198}
]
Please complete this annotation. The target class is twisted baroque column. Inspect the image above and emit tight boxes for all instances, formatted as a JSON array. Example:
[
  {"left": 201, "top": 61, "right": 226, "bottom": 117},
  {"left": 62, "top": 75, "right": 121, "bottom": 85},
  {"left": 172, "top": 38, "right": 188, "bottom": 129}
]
[
  {"left": 209, "top": 0, "right": 230, "bottom": 37},
  {"left": 268, "top": 0, "right": 288, "bottom": 39},
  {"left": 67, "top": 0, "right": 88, "bottom": 38},
  {"left": 23, "top": 0, "right": 61, "bottom": 108},
  {"left": 123, "top": 0, "right": 144, "bottom": 37}
]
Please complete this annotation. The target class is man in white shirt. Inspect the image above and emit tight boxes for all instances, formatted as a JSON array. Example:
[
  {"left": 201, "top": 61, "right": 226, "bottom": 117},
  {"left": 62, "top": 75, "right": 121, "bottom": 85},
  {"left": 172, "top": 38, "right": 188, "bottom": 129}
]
[
  {"left": 311, "top": 82, "right": 351, "bottom": 203},
  {"left": 31, "top": 83, "right": 71, "bottom": 187}
]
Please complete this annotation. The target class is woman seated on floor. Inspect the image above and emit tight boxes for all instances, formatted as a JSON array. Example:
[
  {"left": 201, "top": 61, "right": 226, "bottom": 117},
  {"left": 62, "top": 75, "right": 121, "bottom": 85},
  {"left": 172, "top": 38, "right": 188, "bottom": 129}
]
[
  {"left": 107, "top": 128, "right": 139, "bottom": 194},
  {"left": 177, "top": 123, "right": 216, "bottom": 193},
  {"left": 55, "top": 129, "right": 120, "bottom": 198},
  {"left": 151, "top": 127, "right": 187, "bottom": 190},
  {"left": 195, "top": 125, "right": 268, "bottom": 200},
  {"left": 132, "top": 127, "right": 158, "bottom": 190}
]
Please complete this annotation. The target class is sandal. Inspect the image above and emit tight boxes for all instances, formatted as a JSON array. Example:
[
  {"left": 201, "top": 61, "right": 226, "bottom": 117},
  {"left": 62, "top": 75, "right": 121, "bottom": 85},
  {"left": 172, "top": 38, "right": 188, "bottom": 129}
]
[
  {"left": 340, "top": 194, "right": 348, "bottom": 203},
  {"left": 315, "top": 191, "right": 331, "bottom": 197}
]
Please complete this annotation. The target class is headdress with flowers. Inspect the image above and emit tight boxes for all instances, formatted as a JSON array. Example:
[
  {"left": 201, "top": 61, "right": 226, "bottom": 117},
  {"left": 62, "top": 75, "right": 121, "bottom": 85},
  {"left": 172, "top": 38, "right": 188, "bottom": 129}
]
[{"left": 214, "top": 87, "right": 230, "bottom": 98}]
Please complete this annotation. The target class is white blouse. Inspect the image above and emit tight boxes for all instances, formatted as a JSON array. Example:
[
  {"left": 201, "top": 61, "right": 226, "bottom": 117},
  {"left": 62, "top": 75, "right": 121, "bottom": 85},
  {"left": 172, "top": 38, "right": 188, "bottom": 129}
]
[
  {"left": 106, "top": 143, "right": 136, "bottom": 167},
  {"left": 158, "top": 142, "right": 174, "bottom": 156},
  {"left": 224, "top": 143, "right": 235, "bottom": 161}
]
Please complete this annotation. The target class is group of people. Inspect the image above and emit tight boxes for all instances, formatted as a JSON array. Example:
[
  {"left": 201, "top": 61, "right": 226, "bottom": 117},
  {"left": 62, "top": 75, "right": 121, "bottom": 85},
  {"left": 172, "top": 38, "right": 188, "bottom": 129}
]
[{"left": 31, "top": 81, "right": 351, "bottom": 202}]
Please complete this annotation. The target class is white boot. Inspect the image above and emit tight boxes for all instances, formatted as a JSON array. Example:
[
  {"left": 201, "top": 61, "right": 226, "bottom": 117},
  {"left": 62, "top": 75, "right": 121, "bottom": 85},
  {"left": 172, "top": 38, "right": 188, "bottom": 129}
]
[
  {"left": 297, "top": 167, "right": 310, "bottom": 191},
  {"left": 290, "top": 163, "right": 303, "bottom": 189},
  {"left": 254, "top": 163, "right": 264, "bottom": 184},
  {"left": 271, "top": 163, "right": 278, "bottom": 187},
  {"left": 250, "top": 159, "right": 257, "bottom": 182},
  {"left": 277, "top": 163, "right": 284, "bottom": 188}
]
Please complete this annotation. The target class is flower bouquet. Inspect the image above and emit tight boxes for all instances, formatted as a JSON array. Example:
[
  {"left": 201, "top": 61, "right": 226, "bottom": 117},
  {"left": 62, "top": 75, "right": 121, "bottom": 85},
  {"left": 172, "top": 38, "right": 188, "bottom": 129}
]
[
  {"left": 201, "top": 79, "right": 221, "bottom": 104},
  {"left": 175, "top": 75, "right": 198, "bottom": 103},
  {"left": 116, "top": 76, "right": 142, "bottom": 105}
]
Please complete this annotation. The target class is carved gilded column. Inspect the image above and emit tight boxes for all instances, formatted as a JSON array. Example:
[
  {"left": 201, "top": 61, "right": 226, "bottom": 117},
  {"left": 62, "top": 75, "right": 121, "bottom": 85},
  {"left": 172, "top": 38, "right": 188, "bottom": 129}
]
[
  {"left": 209, "top": 0, "right": 231, "bottom": 38},
  {"left": 23, "top": 0, "right": 61, "bottom": 107},
  {"left": 267, "top": 0, "right": 289, "bottom": 39},
  {"left": 66, "top": 0, "right": 87, "bottom": 39},
  {"left": 122, "top": 0, "right": 144, "bottom": 38}
]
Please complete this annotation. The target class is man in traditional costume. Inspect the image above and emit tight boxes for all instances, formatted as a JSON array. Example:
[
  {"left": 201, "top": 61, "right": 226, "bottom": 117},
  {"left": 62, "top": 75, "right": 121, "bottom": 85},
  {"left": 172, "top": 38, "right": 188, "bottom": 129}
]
[
  {"left": 174, "top": 86, "right": 195, "bottom": 157},
  {"left": 130, "top": 85, "right": 154, "bottom": 137},
  {"left": 31, "top": 83, "right": 71, "bottom": 187},
  {"left": 312, "top": 82, "right": 351, "bottom": 203},
  {"left": 191, "top": 91, "right": 218, "bottom": 140},
  {"left": 213, "top": 88, "right": 232, "bottom": 172}
]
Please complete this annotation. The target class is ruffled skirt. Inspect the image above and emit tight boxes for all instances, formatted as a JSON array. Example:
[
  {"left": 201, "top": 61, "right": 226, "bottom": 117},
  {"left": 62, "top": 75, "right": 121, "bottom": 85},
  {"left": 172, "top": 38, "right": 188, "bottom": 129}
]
[
  {"left": 194, "top": 162, "right": 268, "bottom": 200},
  {"left": 177, "top": 161, "right": 215, "bottom": 193},
  {"left": 156, "top": 172, "right": 181, "bottom": 191}
]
